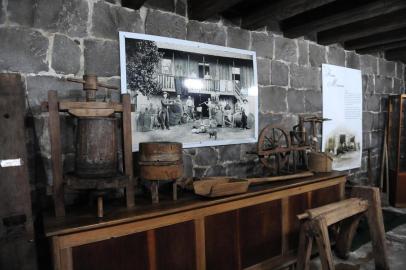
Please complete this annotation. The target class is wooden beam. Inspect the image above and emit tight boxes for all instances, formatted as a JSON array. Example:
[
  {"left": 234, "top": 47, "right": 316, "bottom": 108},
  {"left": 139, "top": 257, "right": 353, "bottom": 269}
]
[
  {"left": 283, "top": 0, "right": 406, "bottom": 38},
  {"left": 189, "top": 0, "right": 244, "bottom": 21},
  {"left": 121, "top": 0, "right": 147, "bottom": 10},
  {"left": 317, "top": 9, "right": 406, "bottom": 45},
  {"left": 241, "top": 0, "right": 336, "bottom": 30},
  {"left": 357, "top": 40, "right": 406, "bottom": 54},
  {"left": 345, "top": 28, "right": 406, "bottom": 50},
  {"left": 386, "top": 47, "right": 406, "bottom": 62}
]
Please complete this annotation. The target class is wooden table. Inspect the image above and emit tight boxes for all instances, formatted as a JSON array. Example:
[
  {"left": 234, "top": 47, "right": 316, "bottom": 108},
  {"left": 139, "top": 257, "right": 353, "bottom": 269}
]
[{"left": 45, "top": 172, "right": 347, "bottom": 270}]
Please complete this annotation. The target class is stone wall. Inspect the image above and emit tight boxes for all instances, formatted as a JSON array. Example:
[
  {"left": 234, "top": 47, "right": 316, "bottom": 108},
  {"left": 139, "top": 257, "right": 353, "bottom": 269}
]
[{"left": 0, "top": 0, "right": 405, "bottom": 195}]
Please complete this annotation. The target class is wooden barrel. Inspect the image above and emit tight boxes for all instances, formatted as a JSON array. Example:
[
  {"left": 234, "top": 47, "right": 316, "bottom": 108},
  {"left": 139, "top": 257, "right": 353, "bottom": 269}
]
[
  {"left": 75, "top": 117, "right": 118, "bottom": 178},
  {"left": 139, "top": 142, "right": 183, "bottom": 181}
]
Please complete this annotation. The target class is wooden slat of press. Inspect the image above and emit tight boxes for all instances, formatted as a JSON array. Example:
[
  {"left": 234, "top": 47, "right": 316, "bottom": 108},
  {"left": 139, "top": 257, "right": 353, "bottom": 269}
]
[
  {"left": 122, "top": 94, "right": 135, "bottom": 208},
  {"left": 48, "top": 90, "right": 65, "bottom": 217},
  {"left": 59, "top": 101, "right": 123, "bottom": 111}
]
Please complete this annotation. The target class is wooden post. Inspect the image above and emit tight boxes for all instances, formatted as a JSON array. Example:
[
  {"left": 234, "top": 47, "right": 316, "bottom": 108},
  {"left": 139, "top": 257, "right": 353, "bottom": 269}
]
[
  {"left": 48, "top": 90, "right": 65, "bottom": 217},
  {"left": 194, "top": 218, "right": 206, "bottom": 270},
  {"left": 335, "top": 213, "right": 363, "bottom": 259},
  {"left": 147, "top": 230, "right": 157, "bottom": 270},
  {"left": 151, "top": 181, "right": 159, "bottom": 204},
  {"left": 122, "top": 94, "right": 135, "bottom": 208},
  {"left": 97, "top": 196, "right": 103, "bottom": 218},
  {"left": 296, "top": 221, "right": 313, "bottom": 270},
  {"left": 351, "top": 186, "right": 390, "bottom": 270},
  {"left": 311, "top": 216, "right": 334, "bottom": 270}
]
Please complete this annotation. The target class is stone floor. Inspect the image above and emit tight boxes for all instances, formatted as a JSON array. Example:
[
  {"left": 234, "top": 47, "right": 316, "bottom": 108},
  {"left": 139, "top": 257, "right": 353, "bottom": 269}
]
[{"left": 309, "top": 206, "right": 406, "bottom": 270}]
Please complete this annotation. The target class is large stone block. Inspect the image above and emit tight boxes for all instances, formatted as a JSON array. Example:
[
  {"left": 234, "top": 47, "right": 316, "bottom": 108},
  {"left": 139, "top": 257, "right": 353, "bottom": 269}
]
[
  {"left": 360, "top": 54, "right": 378, "bottom": 75},
  {"left": 227, "top": 27, "right": 250, "bottom": 50},
  {"left": 287, "top": 89, "right": 305, "bottom": 113},
  {"left": 327, "top": 45, "right": 345, "bottom": 66},
  {"left": 92, "top": 2, "right": 144, "bottom": 40},
  {"left": 251, "top": 32, "right": 274, "bottom": 59},
  {"left": 226, "top": 161, "right": 256, "bottom": 178},
  {"left": 33, "top": 0, "right": 88, "bottom": 37},
  {"left": 290, "top": 65, "right": 320, "bottom": 90},
  {"left": 145, "top": 9, "right": 186, "bottom": 39},
  {"left": 7, "top": 0, "right": 34, "bottom": 26},
  {"left": 205, "top": 165, "right": 226, "bottom": 177},
  {"left": 375, "top": 75, "right": 393, "bottom": 94},
  {"left": 145, "top": 0, "right": 175, "bottom": 12},
  {"left": 259, "top": 113, "right": 283, "bottom": 131},
  {"left": 304, "top": 90, "right": 322, "bottom": 113},
  {"left": 52, "top": 34, "right": 81, "bottom": 75},
  {"left": 0, "top": 27, "right": 49, "bottom": 73},
  {"left": 362, "top": 75, "right": 374, "bottom": 95},
  {"left": 271, "top": 61, "right": 288, "bottom": 87},
  {"left": 362, "top": 112, "right": 374, "bottom": 131},
  {"left": 298, "top": 39, "right": 309, "bottom": 66},
  {"left": 394, "top": 78, "right": 404, "bottom": 94},
  {"left": 219, "top": 145, "right": 241, "bottom": 162},
  {"left": 257, "top": 58, "right": 271, "bottom": 86},
  {"left": 194, "top": 147, "right": 218, "bottom": 166},
  {"left": 26, "top": 76, "right": 82, "bottom": 111},
  {"left": 378, "top": 58, "right": 396, "bottom": 78},
  {"left": 364, "top": 94, "right": 380, "bottom": 112},
  {"left": 274, "top": 36, "right": 297, "bottom": 63},
  {"left": 309, "top": 44, "right": 326, "bottom": 68},
  {"left": 396, "top": 62, "right": 404, "bottom": 79},
  {"left": 260, "top": 86, "right": 287, "bottom": 113},
  {"left": 187, "top": 21, "right": 226, "bottom": 46},
  {"left": 345, "top": 51, "right": 360, "bottom": 69},
  {"left": 84, "top": 39, "right": 119, "bottom": 77}
]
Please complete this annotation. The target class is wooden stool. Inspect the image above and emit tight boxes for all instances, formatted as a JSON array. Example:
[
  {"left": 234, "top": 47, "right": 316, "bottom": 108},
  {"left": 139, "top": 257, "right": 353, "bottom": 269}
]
[{"left": 296, "top": 186, "right": 389, "bottom": 270}]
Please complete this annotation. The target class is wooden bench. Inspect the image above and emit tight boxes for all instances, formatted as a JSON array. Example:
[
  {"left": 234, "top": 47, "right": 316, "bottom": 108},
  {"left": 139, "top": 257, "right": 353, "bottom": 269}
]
[{"left": 296, "top": 186, "right": 389, "bottom": 270}]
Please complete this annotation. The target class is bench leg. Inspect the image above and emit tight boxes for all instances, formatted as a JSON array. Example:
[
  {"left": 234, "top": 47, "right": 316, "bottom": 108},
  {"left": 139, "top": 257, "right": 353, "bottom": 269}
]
[
  {"left": 297, "top": 221, "right": 313, "bottom": 270},
  {"left": 335, "top": 213, "right": 362, "bottom": 259},
  {"left": 312, "top": 216, "right": 335, "bottom": 270},
  {"left": 351, "top": 186, "right": 389, "bottom": 270}
]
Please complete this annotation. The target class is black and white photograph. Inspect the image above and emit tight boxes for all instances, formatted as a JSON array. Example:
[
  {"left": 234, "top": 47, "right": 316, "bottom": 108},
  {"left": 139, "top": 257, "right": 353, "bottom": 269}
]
[{"left": 119, "top": 32, "right": 258, "bottom": 151}]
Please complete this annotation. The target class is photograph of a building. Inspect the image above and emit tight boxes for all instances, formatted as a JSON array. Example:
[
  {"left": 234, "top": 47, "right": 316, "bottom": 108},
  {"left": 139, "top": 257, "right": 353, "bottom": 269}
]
[{"left": 120, "top": 33, "right": 258, "bottom": 151}]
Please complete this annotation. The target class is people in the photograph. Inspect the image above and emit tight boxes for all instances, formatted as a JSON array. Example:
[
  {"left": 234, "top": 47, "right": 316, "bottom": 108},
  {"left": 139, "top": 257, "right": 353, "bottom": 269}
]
[
  {"left": 159, "top": 91, "right": 174, "bottom": 130},
  {"left": 186, "top": 96, "right": 195, "bottom": 120},
  {"left": 175, "top": 94, "right": 183, "bottom": 114},
  {"left": 241, "top": 98, "right": 250, "bottom": 130}
]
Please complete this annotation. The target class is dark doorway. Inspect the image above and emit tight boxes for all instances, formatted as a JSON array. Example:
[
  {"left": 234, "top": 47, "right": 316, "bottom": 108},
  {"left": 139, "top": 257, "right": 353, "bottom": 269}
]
[{"left": 194, "top": 94, "right": 211, "bottom": 119}]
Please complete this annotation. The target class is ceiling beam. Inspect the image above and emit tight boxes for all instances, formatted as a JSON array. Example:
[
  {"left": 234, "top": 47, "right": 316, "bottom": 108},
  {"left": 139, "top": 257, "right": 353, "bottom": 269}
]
[
  {"left": 344, "top": 28, "right": 406, "bottom": 51},
  {"left": 357, "top": 40, "right": 406, "bottom": 54},
  {"left": 317, "top": 9, "right": 406, "bottom": 45},
  {"left": 283, "top": 0, "right": 406, "bottom": 38},
  {"left": 121, "top": 0, "right": 147, "bottom": 10},
  {"left": 189, "top": 0, "right": 245, "bottom": 21},
  {"left": 386, "top": 47, "right": 406, "bottom": 63},
  {"left": 241, "top": 0, "right": 336, "bottom": 30}
]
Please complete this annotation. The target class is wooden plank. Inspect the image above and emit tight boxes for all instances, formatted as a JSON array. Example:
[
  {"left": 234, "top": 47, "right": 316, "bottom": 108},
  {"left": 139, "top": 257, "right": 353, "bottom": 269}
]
[
  {"left": 335, "top": 213, "right": 363, "bottom": 259},
  {"left": 122, "top": 94, "right": 135, "bottom": 208},
  {"left": 147, "top": 230, "right": 157, "bottom": 270},
  {"left": 296, "top": 221, "right": 312, "bottom": 270},
  {"left": 311, "top": 216, "right": 334, "bottom": 270},
  {"left": 248, "top": 171, "right": 314, "bottom": 185},
  {"left": 283, "top": 0, "right": 406, "bottom": 38},
  {"left": 194, "top": 218, "right": 206, "bottom": 270},
  {"left": 281, "top": 197, "right": 289, "bottom": 254},
  {"left": 52, "top": 237, "right": 62, "bottom": 270},
  {"left": 345, "top": 27, "right": 406, "bottom": 50},
  {"left": 189, "top": 0, "right": 244, "bottom": 21},
  {"left": 60, "top": 248, "right": 73, "bottom": 270},
  {"left": 48, "top": 90, "right": 65, "bottom": 217},
  {"left": 317, "top": 9, "right": 406, "bottom": 45},
  {"left": 59, "top": 101, "right": 123, "bottom": 111},
  {"left": 46, "top": 175, "right": 347, "bottom": 237},
  {"left": 68, "top": 108, "right": 114, "bottom": 117},
  {"left": 351, "top": 187, "right": 390, "bottom": 270},
  {"left": 241, "top": 0, "right": 336, "bottom": 29},
  {"left": 357, "top": 40, "right": 406, "bottom": 54}
]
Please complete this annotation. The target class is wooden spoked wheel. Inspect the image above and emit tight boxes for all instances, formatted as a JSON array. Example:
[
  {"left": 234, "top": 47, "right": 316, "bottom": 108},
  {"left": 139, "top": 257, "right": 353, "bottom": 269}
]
[{"left": 258, "top": 125, "right": 291, "bottom": 171}]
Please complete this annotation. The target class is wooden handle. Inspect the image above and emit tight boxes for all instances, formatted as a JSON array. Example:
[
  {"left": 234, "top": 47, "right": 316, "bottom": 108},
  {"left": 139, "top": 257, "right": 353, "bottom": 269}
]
[{"left": 247, "top": 171, "right": 314, "bottom": 185}]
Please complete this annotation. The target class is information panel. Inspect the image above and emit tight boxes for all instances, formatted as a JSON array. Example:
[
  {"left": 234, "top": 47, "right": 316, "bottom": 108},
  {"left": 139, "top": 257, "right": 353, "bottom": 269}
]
[{"left": 322, "top": 64, "right": 362, "bottom": 171}]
